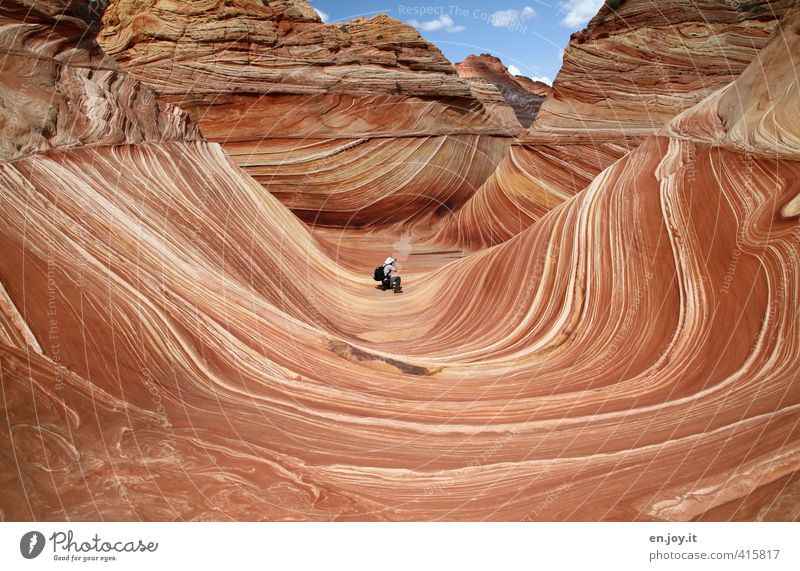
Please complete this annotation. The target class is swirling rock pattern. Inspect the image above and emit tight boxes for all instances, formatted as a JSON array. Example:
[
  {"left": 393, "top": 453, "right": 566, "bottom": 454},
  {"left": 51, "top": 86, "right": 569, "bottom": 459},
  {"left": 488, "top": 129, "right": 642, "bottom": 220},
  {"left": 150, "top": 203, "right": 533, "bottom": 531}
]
[
  {"left": 96, "top": 0, "right": 514, "bottom": 226},
  {"left": 434, "top": 0, "right": 797, "bottom": 248},
  {"left": 0, "top": 0, "right": 198, "bottom": 162},
  {"left": 536, "top": 0, "right": 796, "bottom": 135},
  {"left": 224, "top": 135, "right": 511, "bottom": 227},
  {"left": 1, "top": 0, "right": 800, "bottom": 521},
  {"left": 430, "top": 132, "right": 637, "bottom": 248}
]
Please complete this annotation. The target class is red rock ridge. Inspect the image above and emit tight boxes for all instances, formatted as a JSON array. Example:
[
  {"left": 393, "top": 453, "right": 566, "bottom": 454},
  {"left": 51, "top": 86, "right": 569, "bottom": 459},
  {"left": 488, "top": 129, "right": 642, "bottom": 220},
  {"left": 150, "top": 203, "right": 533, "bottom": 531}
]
[
  {"left": 98, "top": 1, "right": 505, "bottom": 136},
  {"left": 536, "top": 0, "right": 797, "bottom": 135},
  {"left": 432, "top": 0, "right": 797, "bottom": 248},
  {"left": 511, "top": 74, "right": 551, "bottom": 98},
  {"left": 96, "top": 0, "right": 514, "bottom": 227},
  {"left": 456, "top": 53, "right": 551, "bottom": 128}
]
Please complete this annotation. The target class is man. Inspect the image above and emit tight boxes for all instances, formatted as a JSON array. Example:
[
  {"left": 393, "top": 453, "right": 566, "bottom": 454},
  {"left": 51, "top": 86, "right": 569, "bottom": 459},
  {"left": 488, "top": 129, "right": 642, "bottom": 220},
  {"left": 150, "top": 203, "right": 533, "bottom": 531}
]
[{"left": 382, "top": 257, "right": 402, "bottom": 293}]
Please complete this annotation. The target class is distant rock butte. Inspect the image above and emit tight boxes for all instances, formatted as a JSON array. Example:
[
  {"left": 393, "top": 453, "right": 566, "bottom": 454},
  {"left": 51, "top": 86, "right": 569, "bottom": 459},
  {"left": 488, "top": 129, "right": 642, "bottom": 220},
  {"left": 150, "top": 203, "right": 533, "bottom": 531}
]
[
  {"left": 511, "top": 74, "right": 551, "bottom": 98},
  {"left": 455, "top": 54, "right": 551, "bottom": 128}
]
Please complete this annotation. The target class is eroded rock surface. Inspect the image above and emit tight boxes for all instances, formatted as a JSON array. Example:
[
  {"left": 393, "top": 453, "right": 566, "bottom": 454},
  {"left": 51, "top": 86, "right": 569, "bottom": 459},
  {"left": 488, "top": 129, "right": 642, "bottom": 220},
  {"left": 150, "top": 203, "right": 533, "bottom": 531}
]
[
  {"left": 96, "top": 0, "right": 513, "bottom": 226},
  {"left": 456, "top": 53, "right": 551, "bottom": 128},
  {"left": 1, "top": 0, "right": 799, "bottom": 522},
  {"left": 436, "top": 0, "right": 796, "bottom": 247}
]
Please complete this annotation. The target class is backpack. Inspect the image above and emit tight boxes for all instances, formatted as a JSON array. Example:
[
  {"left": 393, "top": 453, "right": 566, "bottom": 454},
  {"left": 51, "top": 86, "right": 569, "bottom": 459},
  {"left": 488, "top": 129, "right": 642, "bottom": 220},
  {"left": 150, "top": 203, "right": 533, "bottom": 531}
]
[{"left": 373, "top": 265, "right": 386, "bottom": 282}]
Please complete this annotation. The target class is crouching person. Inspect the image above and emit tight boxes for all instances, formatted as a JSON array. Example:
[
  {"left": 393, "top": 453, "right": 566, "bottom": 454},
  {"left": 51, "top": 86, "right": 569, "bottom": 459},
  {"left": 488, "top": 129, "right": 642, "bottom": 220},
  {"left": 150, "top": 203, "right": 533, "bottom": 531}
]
[{"left": 373, "top": 257, "right": 403, "bottom": 293}]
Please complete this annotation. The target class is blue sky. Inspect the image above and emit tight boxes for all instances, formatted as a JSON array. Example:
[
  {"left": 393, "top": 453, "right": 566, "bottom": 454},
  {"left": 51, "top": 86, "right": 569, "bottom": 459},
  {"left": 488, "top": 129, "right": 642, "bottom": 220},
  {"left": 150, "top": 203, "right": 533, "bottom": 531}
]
[{"left": 307, "top": 1, "right": 604, "bottom": 84}]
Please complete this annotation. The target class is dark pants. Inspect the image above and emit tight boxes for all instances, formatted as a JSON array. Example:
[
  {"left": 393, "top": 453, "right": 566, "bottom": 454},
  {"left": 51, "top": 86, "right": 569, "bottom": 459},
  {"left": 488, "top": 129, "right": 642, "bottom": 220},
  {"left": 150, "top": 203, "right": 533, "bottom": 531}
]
[{"left": 384, "top": 276, "right": 401, "bottom": 291}]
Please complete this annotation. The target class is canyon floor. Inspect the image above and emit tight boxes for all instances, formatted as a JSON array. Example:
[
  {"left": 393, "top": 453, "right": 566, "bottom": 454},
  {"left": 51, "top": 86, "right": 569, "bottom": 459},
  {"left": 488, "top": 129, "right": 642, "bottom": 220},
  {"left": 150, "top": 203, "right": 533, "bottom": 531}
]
[{"left": 1, "top": 0, "right": 799, "bottom": 521}]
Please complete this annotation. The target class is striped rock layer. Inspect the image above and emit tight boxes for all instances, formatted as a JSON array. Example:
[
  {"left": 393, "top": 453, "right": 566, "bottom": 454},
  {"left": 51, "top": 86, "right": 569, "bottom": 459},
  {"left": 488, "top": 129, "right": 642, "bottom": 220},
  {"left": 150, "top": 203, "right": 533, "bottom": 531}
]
[
  {"left": 435, "top": 0, "right": 797, "bottom": 248},
  {"left": 0, "top": 0, "right": 199, "bottom": 162},
  {"left": 1, "top": 1, "right": 800, "bottom": 521},
  {"left": 97, "top": 0, "right": 515, "bottom": 227}
]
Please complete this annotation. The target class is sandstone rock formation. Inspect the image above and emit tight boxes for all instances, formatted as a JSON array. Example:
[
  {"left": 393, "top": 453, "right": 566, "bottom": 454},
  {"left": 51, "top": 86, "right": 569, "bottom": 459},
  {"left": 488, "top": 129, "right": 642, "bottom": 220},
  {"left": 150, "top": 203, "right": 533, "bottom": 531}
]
[
  {"left": 1, "top": 0, "right": 800, "bottom": 522},
  {"left": 97, "top": 0, "right": 513, "bottom": 226},
  {"left": 455, "top": 53, "right": 551, "bottom": 128},
  {"left": 459, "top": 80, "right": 525, "bottom": 133},
  {"left": 536, "top": 0, "right": 796, "bottom": 135},
  {"left": 435, "top": 0, "right": 797, "bottom": 248},
  {"left": 0, "top": 0, "right": 198, "bottom": 161}
]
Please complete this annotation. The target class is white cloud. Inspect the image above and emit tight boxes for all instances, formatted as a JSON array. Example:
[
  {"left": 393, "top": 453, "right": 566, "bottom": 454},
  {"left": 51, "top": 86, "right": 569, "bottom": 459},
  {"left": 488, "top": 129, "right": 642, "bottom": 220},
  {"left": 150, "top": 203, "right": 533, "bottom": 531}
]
[
  {"left": 409, "top": 14, "right": 465, "bottom": 33},
  {"left": 314, "top": 8, "right": 330, "bottom": 23},
  {"left": 559, "top": 0, "right": 604, "bottom": 28},
  {"left": 506, "top": 65, "right": 552, "bottom": 85},
  {"left": 490, "top": 6, "right": 537, "bottom": 29}
]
